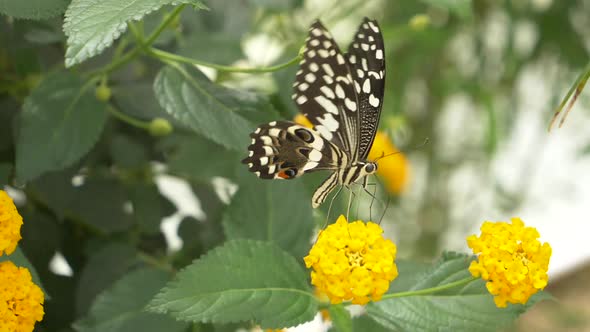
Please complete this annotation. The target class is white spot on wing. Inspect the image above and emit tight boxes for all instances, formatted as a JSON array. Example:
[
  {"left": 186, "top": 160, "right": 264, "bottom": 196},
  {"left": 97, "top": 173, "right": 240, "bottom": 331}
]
[
  {"left": 260, "top": 156, "right": 269, "bottom": 166},
  {"left": 363, "top": 79, "right": 371, "bottom": 93},
  {"left": 303, "top": 161, "right": 319, "bottom": 171},
  {"left": 305, "top": 73, "right": 316, "bottom": 83},
  {"left": 298, "top": 83, "right": 309, "bottom": 91},
  {"left": 310, "top": 63, "right": 319, "bottom": 72},
  {"left": 345, "top": 98, "right": 357, "bottom": 111},
  {"left": 335, "top": 84, "right": 345, "bottom": 99},
  {"left": 368, "top": 21, "right": 379, "bottom": 32},
  {"left": 361, "top": 43, "right": 369, "bottom": 51},
  {"left": 263, "top": 146, "right": 273, "bottom": 156},
  {"left": 349, "top": 55, "right": 356, "bottom": 64},
  {"left": 314, "top": 96, "right": 338, "bottom": 114},
  {"left": 297, "top": 95, "right": 308, "bottom": 104},
  {"left": 318, "top": 49, "right": 329, "bottom": 58},
  {"left": 317, "top": 113, "right": 339, "bottom": 131},
  {"left": 269, "top": 128, "right": 281, "bottom": 137},
  {"left": 315, "top": 126, "right": 333, "bottom": 140},
  {"left": 336, "top": 54, "right": 345, "bottom": 64},
  {"left": 323, "top": 75, "right": 334, "bottom": 84},
  {"left": 249, "top": 150, "right": 253, "bottom": 157},
  {"left": 310, "top": 39, "right": 320, "bottom": 46},
  {"left": 375, "top": 49, "right": 383, "bottom": 60},
  {"left": 260, "top": 136, "right": 272, "bottom": 145},
  {"left": 309, "top": 149, "right": 322, "bottom": 162},
  {"left": 269, "top": 121, "right": 277, "bottom": 126},
  {"left": 311, "top": 28, "right": 322, "bottom": 36},
  {"left": 267, "top": 164, "right": 276, "bottom": 174},
  {"left": 320, "top": 86, "right": 335, "bottom": 99},
  {"left": 369, "top": 94, "right": 380, "bottom": 107},
  {"left": 356, "top": 69, "right": 364, "bottom": 78},
  {"left": 322, "top": 63, "right": 334, "bottom": 76},
  {"left": 362, "top": 58, "right": 368, "bottom": 71}
]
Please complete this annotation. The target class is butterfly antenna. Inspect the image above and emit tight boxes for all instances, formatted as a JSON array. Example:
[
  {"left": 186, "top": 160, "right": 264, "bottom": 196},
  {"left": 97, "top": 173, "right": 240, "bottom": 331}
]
[{"left": 374, "top": 137, "right": 430, "bottom": 162}]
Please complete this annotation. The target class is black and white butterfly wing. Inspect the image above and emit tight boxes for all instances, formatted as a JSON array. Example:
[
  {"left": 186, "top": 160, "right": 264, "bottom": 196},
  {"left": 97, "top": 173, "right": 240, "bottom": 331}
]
[
  {"left": 292, "top": 21, "right": 360, "bottom": 161},
  {"left": 347, "top": 18, "right": 386, "bottom": 160},
  {"left": 241, "top": 121, "right": 339, "bottom": 180}
]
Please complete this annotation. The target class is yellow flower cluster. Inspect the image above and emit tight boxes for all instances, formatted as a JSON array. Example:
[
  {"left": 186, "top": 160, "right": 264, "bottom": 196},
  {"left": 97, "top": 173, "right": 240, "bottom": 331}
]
[
  {"left": 0, "top": 261, "right": 45, "bottom": 332},
  {"left": 0, "top": 190, "right": 23, "bottom": 256},
  {"left": 304, "top": 215, "right": 398, "bottom": 304},
  {"left": 294, "top": 115, "right": 410, "bottom": 195},
  {"left": 467, "top": 217, "right": 552, "bottom": 308}
]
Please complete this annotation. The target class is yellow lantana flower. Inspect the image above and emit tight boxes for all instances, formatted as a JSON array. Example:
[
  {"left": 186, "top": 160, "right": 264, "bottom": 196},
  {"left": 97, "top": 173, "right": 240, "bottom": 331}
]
[
  {"left": 293, "top": 115, "right": 410, "bottom": 195},
  {"left": 0, "top": 190, "right": 23, "bottom": 256},
  {"left": 304, "top": 215, "right": 398, "bottom": 305},
  {"left": 467, "top": 217, "right": 552, "bottom": 308},
  {"left": 367, "top": 131, "right": 410, "bottom": 195},
  {"left": 0, "top": 261, "right": 45, "bottom": 332}
]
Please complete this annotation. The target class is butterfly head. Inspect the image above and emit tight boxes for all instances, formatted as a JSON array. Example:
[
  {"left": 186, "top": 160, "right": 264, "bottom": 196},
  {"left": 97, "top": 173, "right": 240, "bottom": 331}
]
[{"left": 357, "top": 161, "right": 378, "bottom": 179}]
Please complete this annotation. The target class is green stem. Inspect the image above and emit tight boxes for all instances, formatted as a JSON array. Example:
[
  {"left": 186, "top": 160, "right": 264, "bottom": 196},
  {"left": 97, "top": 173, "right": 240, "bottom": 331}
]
[
  {"left": 549, "top": 61, "right": 590, "bottom": 131},
  {"left": 380, "top": 276, "right": 478, "bottom": 300},
  {"left": 144, "top": 4, "right": 186, "bottom": 46},
  {"left": 149, "top": 47, "right": 302, "bottom": 73},
  {"left": 128, "top": 22, "right": 145, "bottom": 45},
  {"left": 107, "top": 105, "right": 151, "bottom": 129}
]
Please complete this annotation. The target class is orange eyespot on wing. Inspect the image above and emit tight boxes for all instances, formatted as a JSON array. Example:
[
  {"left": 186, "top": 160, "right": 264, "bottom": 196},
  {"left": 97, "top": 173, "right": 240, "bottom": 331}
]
[{"left": 277, "top": 170, "right": 291, "bottom": 179}]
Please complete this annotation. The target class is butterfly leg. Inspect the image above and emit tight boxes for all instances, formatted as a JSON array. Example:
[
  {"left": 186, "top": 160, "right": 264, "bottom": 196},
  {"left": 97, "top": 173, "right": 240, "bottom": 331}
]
[{"left": 324, "top": 184, "right": 344, "bottom": 229}]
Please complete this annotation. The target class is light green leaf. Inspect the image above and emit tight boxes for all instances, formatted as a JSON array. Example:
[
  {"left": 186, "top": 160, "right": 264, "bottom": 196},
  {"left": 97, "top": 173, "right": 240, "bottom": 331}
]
[
  {"left": 15, "top": 72, "right": 107, "bottom": 183},
  {"left": 419, "top": 0, "right": 472, "bottom": 19},
  {"left": 63, "top": 0, "right": 207, "bottom": 67},
  {"left": 329, "top": 304, "right": 353, "bottom": 332},
  {"left": 154, "top": 65, "right": 275, "bottom": 150},
  {"left": 223, "top": 176, "right": 314, "bottom": 258},
  {"left": 0, "top": 0, "right": 69, "bottom": 20},
  {"left": 367, "top": 252, "right": 549, "bottom": 332},
  {"left": 74, "top": 268, "right": 187, "bottom": 332},
  {"left": 148, "top": 240, "right": 317, "bottom": 329}
]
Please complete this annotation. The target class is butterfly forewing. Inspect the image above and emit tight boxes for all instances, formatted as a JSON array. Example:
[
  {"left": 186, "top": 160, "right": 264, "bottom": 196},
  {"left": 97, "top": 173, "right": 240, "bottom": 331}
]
[
  {"left": 241, "top": 121, "right": 339, "bottom": 179},
  {"left": 346, "top": 18, "right": 386, "bottom": 160},
  {"left": 292, "top": 21, "right": 359, "bottom": 160}
]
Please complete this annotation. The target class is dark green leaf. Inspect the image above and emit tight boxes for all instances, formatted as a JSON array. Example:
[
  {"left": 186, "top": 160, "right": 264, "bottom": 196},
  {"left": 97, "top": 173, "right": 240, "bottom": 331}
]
[
  {"left": 223, "top": 175, "right": 314, "bottom": 258},
  {"left": 0, "top": 163, "right": 11, "bottom": 186},
  {"left": 148, "top": 240, "right": 317, "bottom": 329},
  {"left": 73, "top": 268, "right": 187, "bottom": 332},
  {"left": 166, "top": 135, "right": 240, "bottom": 181},
  {"left": 76, "top": 243, "right": 139, "bottom": 314},
  {"left": 329, "top": 304, "right": 353, "bottom": 332},
  {"left": 367, "top": 252, "right": 548, "bottom": 332},
  {"left": 111, "top": 82, "right": 176, "bottom": 124},
  {"left": 129, "top": 182, "right": 175, "bottom": 234},
  {"left": 15, "top": 72, "right": 107, "bottom": 183},
  {"left": 68, "top": 177, "right": 134, "bottom": 233},
  {"left": 63, "top": 0, "right": 207, "bottom": 67},
  {"left": 0, "top": 0, "right": 69, "bottom": 20},
  {"left": 109, "top": 134, "right": 148, "bottom": 169},
  {"left": 154, "top": 65, "right": 276, "bottom": 150}
]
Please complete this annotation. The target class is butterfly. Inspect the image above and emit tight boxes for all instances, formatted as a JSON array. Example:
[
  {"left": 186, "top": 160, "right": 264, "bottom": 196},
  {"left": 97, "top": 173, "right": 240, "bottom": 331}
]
[{"left": 242, "top": 18, "right": 386, "bottom": 208}]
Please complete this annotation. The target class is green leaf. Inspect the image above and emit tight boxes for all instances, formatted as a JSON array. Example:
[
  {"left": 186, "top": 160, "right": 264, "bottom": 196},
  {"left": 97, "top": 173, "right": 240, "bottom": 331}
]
[
  {"left": 223, "top": 175, "right": 314, "bottom": 258},
  {"left": 0, "top": 163, "right": 11, "bottom": 186},
  {"left": 74, "top": 268, "right": 187, "bottom": 332},
  {"left": 154, "top": 65, "right": 275, "bottom": 150},
  {"left": 350, "top": 316, "right": 393, "bottom": 332},
  {"left": 165, "top": 135, "right": 240, "bottom": 181},
  {"left": 419, "top": 0, "right": 472, "bottom": 19},
  {"left": 0, "top": 0, "right": 69, "bottom": 20},
  {"left": 109, "top": 134, "right": 148, "bottom": 169},
  {"left": 63, "top": 0, "right": 206, "bottom": 67},
  {"left": 15, "top": 72, "right": 107, "bottom": 183},
  {"left": 129, "top": 182, "right": 175, "bottom": 234},
  {"left": 148, "top": 240, "right": 317, "bottom": 329},
  {"left": 76, "top": 243, "right": 139, "bottom": 314},
  {"left": 329, "top": 304, "right": 353, "bottom": 332},
  {"left": 367, "top": 252, "right": 547, "bottom": 332}
]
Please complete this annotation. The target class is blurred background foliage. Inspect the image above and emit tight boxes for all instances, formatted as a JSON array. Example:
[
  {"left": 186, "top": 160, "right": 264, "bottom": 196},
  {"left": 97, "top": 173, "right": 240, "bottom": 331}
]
[{"left": 1, "top": 0, "right": 589, "bottom": 331}]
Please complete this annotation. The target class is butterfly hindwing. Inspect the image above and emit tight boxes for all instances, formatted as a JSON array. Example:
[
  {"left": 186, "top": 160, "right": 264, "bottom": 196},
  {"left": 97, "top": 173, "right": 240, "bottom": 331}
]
[
  {"left": 292, "top": 21, "right": 359, "bottom": 158},
  {"left": 242, "top": 121, "right": 338, "bottom": 179},
  {"left": 347, "top": 18, "right": 386, "bottom": 160}
]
